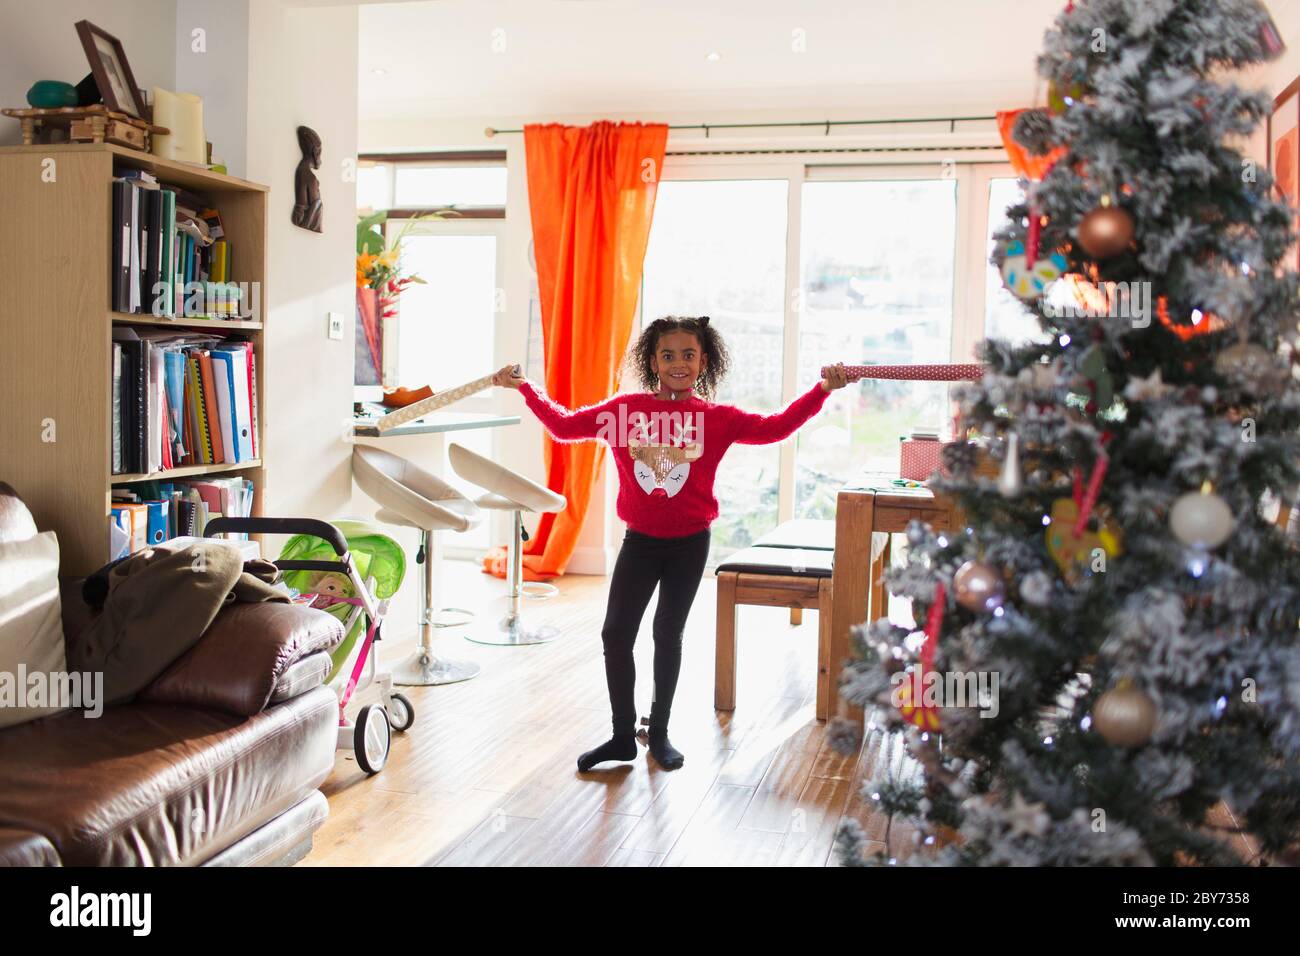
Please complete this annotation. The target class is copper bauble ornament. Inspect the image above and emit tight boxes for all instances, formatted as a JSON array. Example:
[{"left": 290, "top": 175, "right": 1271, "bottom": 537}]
[
  {"left": 953, "top": 560, "right": 1005, "bottom": 613},
  {"left": 1092, "top": 682, "right": 1157, "bottom": 747},
  {"left": 1077, "top": 205, "right": 1135, "bottom": 259}
]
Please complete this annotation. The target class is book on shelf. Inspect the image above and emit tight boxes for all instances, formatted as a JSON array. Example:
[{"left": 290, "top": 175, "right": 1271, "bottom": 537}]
[
  {"left": 111, "top": 344, "right": 123, "bottom": 475},
  {"left": 110, "top": 476, "right": 254, "bottom": 559},
  {"left": 110, "top": 173, "right": 248, "bottom": 320},
  {"left": 110, "top": 328, "right": 259, "bottom": 477}
]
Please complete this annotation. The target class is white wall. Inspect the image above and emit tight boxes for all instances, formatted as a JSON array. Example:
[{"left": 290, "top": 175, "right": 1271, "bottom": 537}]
[
  {"left": 0, "top": 0, "right": 177, "bottom": 147},
  {"left": 244, "top": 0, "right": 358, "bottom": 525},
  {"left": 173, "top": 0, "right": 249, "bottom": 177}
]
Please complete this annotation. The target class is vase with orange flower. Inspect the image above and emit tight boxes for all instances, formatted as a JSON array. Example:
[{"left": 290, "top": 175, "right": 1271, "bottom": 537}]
[{"left": 355, "top": 211, "right": 431, "bottom": 386}]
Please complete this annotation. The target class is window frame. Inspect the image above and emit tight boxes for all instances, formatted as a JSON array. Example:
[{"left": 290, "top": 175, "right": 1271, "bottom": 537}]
[{"left": 358, "top": 150, "right": 507, "bottom": 219}]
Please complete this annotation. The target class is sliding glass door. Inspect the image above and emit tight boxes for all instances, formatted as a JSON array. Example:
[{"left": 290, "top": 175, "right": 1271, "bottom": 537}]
[
  {"left": 640, "top": 177, "right": 790, "bottom": 561},
  {"left": 796, "top": 174, "right": 958, "bottom": 516},
  {"left": 639, "top": 158, "right": 1012, "bottom": 560}
]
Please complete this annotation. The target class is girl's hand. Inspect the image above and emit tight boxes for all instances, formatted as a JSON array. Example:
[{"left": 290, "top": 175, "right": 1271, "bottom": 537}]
[
  {"left": 493, "top": 363, "right": 524, "bottom": 389},
  {"left": 821, "top": 362, "right": 849, "bottom": 392}
]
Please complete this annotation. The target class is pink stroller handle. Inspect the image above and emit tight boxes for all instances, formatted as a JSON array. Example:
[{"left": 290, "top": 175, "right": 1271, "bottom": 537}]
[{"left": 301, "top": 594, "right": 377, "bottom": 721}]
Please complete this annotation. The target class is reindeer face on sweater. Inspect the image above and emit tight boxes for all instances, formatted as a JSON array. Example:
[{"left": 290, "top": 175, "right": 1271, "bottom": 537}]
[{"left": 627, "top": 416, "right": 702, "bottom": 498}]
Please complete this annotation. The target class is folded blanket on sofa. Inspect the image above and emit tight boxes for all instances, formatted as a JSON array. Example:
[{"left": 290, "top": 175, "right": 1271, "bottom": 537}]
[{"left": 68, "top": 542, "right": 288, "bottom": 706}]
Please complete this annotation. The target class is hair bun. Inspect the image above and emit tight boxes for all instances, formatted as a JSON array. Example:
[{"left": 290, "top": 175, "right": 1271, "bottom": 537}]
[{"left": 698, "top": 315, "right": 710, "bottom": 326}]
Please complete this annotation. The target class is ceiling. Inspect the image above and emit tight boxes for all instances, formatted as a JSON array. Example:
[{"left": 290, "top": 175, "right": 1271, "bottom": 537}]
[{"left": 357, "top": 0, "right": 1069, "bottom": 123}]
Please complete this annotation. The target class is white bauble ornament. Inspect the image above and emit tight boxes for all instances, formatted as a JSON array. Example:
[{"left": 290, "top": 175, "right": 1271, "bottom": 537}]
[
  {"left": 999, "top": 240, "right": 1067, "bottom": 300},
  {"left": 1170, "top": 490, "right": 1235, "bottom": 549}
]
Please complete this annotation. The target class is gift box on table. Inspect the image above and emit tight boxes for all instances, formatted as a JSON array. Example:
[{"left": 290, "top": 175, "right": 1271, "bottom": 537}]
[{"left": 899, "top": 431, "right": 943, "bottom": 481}]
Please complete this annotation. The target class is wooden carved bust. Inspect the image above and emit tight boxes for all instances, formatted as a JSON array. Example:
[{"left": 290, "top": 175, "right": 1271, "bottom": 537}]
[{"left": 293, "top": 125, "right": 323, "bottom": 233}]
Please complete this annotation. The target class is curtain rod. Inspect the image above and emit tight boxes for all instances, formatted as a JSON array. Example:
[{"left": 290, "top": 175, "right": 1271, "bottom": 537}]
[
  {"left": 483, "top": 115, "right": 998, "bottom": 138},
  {"left": 665, "top": 144, "right": 1006, "bottom": 157}
]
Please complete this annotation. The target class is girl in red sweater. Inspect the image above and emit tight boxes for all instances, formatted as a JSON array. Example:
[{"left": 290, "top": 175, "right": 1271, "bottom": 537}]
[{"left": 495, "top": 316, "right": 848, "bottom": 771}]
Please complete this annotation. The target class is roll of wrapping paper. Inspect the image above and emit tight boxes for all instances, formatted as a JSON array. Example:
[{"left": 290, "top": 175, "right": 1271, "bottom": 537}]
[
  {"left": 374, "top": 367, "right": 513, "bottom": 431},
  {"left": 823, "top": 363, "right": 984, "bottom": 383}
]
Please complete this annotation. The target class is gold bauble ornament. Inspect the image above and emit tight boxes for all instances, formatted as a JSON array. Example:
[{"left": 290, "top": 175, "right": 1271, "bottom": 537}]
[
  {"left": 1092, "top": 681, "right": 1157, "bottom": 747},
  {"left": 1047, "top": 78, "right": 1085, "bottom": 114}
]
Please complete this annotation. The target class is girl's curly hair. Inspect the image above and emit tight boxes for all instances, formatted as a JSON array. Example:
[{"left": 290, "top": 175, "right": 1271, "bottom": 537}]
[{"left": 625, "top": 315, "right": 731, "bottom": 400}]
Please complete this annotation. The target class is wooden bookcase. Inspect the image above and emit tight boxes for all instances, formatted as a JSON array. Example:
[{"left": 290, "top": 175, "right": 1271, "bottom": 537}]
[{"left": 0, "top": 142, "right": 268, "bottom": 575}]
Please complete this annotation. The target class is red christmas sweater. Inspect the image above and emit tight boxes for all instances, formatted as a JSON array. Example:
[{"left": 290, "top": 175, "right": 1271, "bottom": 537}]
[{"left": 518, "top": 380, "right": 831, "bottom": 539}]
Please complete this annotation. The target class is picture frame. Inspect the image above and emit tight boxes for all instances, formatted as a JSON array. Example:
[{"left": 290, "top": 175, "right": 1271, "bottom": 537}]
[
  {"left": 74, "top": 20, "right": 147, "bottom": 120},
  {"left": 1267, "top": 75, "right": 1300, "bottom": 269}
]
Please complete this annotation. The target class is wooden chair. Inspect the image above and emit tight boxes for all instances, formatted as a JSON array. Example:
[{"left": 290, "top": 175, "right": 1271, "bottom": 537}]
[{"left": 714, "top": 545, "right": 836, "bottom": 720}]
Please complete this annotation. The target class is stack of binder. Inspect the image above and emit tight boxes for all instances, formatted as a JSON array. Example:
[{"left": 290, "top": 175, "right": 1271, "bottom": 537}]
[
  {"left": 111, "top": 329, "right": 259, "bottom": 476},
  {"left": 111, "top": 170, "right": 241, "bottom": 319},
  {"left": 110, "top": 476, "right": 254, "bottom": 558}
]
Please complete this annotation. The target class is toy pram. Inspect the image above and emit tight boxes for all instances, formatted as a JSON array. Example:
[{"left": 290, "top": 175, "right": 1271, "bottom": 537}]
[{"left": 205, "top": 516, "right": 410, "bottom": 775}]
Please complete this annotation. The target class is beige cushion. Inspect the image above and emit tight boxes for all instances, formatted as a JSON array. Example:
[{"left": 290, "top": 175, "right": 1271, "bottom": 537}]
[{"left": 0, "top": 531, "right": 68, "bottom": 729}]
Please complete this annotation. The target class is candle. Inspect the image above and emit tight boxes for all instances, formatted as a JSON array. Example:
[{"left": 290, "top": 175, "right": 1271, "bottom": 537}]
[{"left": 151, "top": 88, "right": 205, "bottom": 164}]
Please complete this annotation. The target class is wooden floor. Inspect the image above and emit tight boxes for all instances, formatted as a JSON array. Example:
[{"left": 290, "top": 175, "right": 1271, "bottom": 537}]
[{"left": 300, "top": 558, "right": 914, "bottom": 867}]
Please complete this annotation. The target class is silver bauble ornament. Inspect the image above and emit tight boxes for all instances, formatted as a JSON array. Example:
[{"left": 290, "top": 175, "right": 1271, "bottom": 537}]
[
  {"left": 1214, "top": 341, "right": 1287, "bottom": 396},
  {"left": 1019, "top": 569, "right": 1053, "bottom": 607},
  {"left": 953, "top": 560, "right": 1005, "bottom": 613},
  {"left": 1170, "top": 490, "right": 1234, "bottom": 549},
  {"left": 1092, "top": 683, "right": 1157, "bottom": 747}
]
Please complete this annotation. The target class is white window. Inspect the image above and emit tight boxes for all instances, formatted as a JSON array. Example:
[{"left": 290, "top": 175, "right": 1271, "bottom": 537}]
[
  {"left": 392, "top": 228, "right": 500, "bottom": 395},
  {"left": 394, "top": 166, "right": 507, "bottom": 208},
  {"left": 639, "top": 157, "right": 1017, "bottom": 555}
]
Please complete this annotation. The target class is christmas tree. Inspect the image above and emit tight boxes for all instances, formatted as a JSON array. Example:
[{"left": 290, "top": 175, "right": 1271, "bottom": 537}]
[{"left": 833, "top": 0, "right": 1300, "bottom": 866}]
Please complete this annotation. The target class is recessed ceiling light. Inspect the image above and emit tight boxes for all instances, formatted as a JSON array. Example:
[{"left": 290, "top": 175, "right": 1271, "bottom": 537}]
[
  {"left": 705, "top": 52, "right": 721, "bottom": 62},
  {"left": 372, "top": 68, "right": 388, "bottom": 76}
]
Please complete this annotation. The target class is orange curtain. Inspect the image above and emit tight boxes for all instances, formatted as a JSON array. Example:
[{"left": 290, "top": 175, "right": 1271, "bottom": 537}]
[{"left": 498, "top": 120, "right": 667, "bottom": 580}]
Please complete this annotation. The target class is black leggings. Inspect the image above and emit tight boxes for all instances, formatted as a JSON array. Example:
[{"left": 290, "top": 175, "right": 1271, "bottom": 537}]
[{"left": 600, "top": 527, "right": 711, "bottom": 736}]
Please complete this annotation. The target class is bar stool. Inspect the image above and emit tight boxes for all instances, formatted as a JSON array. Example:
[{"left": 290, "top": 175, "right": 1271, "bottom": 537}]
[
  {"left": 352, "top": 445, "right": 482, "bottom": 685},
  {"left": 448, "top": 442, "right": 567, "bottom": 645}
]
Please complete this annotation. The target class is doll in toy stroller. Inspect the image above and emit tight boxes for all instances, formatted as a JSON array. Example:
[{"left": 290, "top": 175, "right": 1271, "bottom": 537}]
[{"left": 205, "top": 516, "right": 410, "bottom": 775}]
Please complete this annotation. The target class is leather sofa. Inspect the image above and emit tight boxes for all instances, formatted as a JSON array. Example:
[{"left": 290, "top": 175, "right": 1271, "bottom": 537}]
[{"left": 0, "top": 482, "right": 344, "bottom": 866}]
